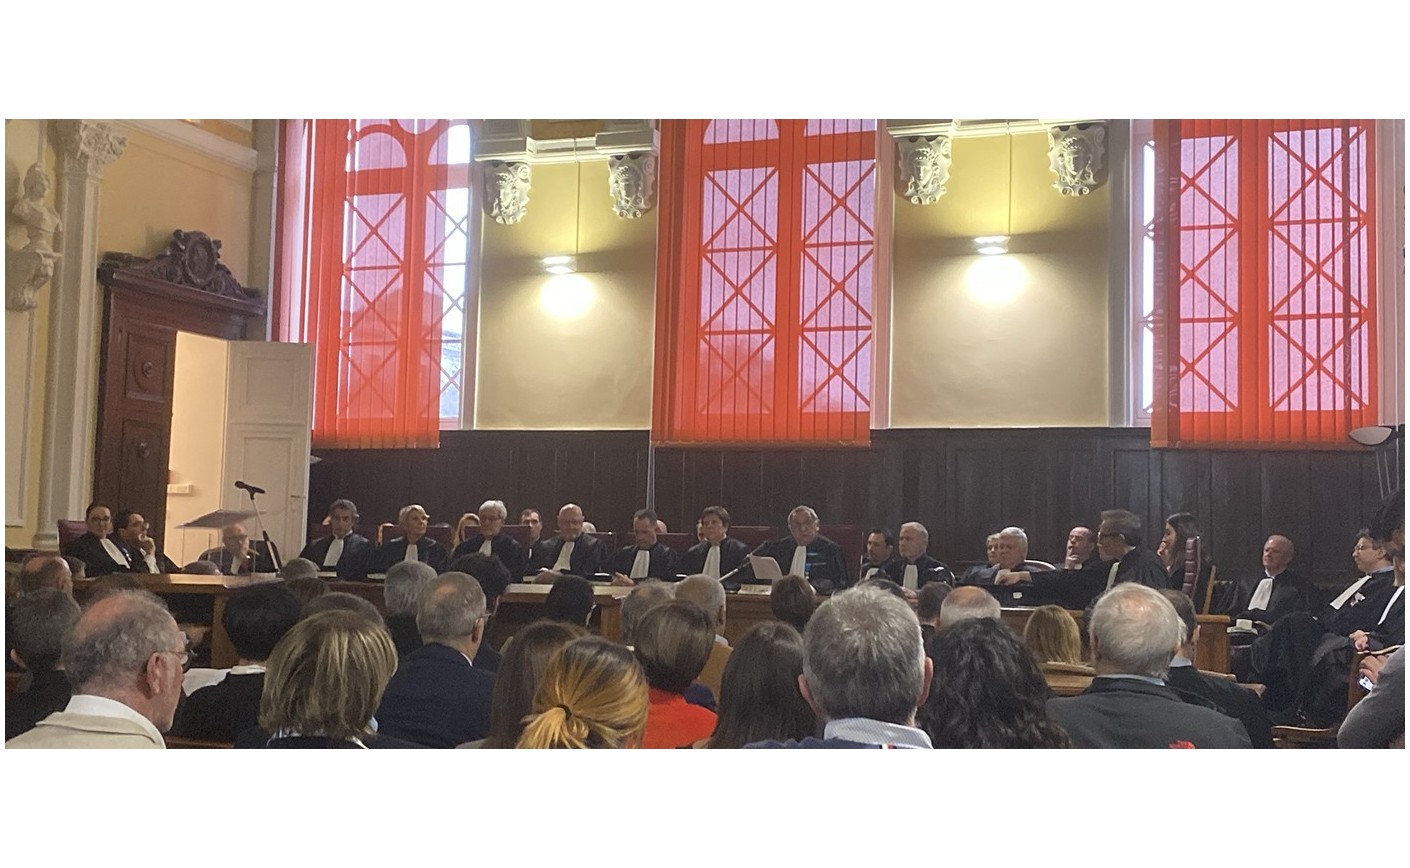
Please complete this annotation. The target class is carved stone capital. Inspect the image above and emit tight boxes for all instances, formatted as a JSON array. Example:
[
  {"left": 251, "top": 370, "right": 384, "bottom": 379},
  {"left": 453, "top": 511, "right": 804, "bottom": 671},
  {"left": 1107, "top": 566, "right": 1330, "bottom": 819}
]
[
  {"left": 50, "top": 120, "right": 127, "bottom": 179},
  {"left": 607, "top": 151, "right": 657, "bottom": 219},
  {"left": 896, "top": 134, "right": 953, "bottom": 205},
  {"left": 1047, "top": 122, "right": 1107, "bottom": 197},
  {"left": 483, "top": 161, "right": 532, "bottom": 225}
]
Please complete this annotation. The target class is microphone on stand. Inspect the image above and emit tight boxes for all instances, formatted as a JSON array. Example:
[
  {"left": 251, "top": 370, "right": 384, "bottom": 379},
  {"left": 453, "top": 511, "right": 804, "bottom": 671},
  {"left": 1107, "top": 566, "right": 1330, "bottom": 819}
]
[
  {"left": 234, "top": 480, "right": 266, "bottom": 496},
  {"left": 232, "top": 480, "right": 282, "bottom": 572}
]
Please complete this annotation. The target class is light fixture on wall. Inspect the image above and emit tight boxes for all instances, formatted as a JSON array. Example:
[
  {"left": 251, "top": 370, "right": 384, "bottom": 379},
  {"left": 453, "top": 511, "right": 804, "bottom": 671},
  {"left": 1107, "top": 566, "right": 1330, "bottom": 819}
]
[
  {"left": 974, "top": 126, "right": 1014, "bottom": 256},
  {"left": 542, "top": 255, "right": 576, "bottom": 275},
  {"left": 539, "top": 145, "right": 595, "bottom": 320}
]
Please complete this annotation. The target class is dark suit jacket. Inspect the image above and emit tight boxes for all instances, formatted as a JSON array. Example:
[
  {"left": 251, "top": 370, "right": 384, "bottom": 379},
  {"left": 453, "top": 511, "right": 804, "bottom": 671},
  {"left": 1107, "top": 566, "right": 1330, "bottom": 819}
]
[
  {"left": 1047, "top": 676, "right": 1253, "bottom": 748},
  {"left": 4, "top": 669, "right": 73, "bottom": 741},
  {"left": 375, "top": 642, "right": 496, "bottom": 748},
  {"left": 528, "top": 534, "right": 608, "bottom": 578},
  {"left": 170, "top": 672, "right": 264, "bottom": 742},
  {"left": 298, "top": 533, "right": 374, "bottom": 580},
  {"left": 114, "top": 538, "right": 180, "bottom": 574},
  {"left": 881, "top": 554, "right": 956, "bottom": 589},
  {"left": 450, "top": 532, "right": 528, "bottom": 579},
  {"left": 198, "top": 542, "right": 279, "bottom": 576},
  {"left": 385, "top": 613, "right": 422, "bottom": 658},
  {"left": 608, "top": 541, "right": 681, "bottom": 581},
  {"left": 752, "top": 535, "right": 850, "bottom": 593},
  {"left": 680, "top": 538, "right": 751, "bottom": 582},
  {"left": 472, "top": 641, "right": 501, "bottom": 674},
  {"left": 369, "top": 537, "right": 449, "bottom": 574},
  {"left": 1232, "top": 569, "right": 1311, "bottom": 626},
  {"left": 234, "top": 728, "right": 424, "bottom": 748},
  {"left": 1165, "top": 663, "right": 1275, "bottom": 749},
  {"left": 64, "top": 532, "right": 133, "bottom": 576},
  {"left": 1024, "top": 548, "right": 1171, "bottom": 610}
]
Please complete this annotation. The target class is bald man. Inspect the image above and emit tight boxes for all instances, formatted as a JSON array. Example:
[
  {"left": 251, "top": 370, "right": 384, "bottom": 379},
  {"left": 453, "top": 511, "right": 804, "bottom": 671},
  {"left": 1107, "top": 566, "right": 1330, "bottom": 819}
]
[
  {"left": 1231, "top": 535, "right": 1311, "bottom": 630},
  {"left": 7, "top": 590, "right": 188, "bottom": 748},
  {"left": 529, "top": 503, "right": 609, "bottom": 581},
  {"left": 198, "top": 523, "right": 277, "bottom": 575}
]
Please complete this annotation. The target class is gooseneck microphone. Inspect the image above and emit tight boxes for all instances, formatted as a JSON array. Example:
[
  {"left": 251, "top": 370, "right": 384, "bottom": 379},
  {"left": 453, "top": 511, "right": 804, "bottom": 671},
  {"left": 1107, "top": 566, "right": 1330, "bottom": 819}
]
[{"left": 234, "top": 480, "right": 266, "bottom": 496}]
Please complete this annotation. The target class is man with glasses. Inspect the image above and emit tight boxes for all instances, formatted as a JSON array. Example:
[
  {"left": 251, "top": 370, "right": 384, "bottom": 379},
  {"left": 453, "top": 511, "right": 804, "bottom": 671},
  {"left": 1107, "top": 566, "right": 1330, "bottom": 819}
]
[
  {"left": 996, "top": 509, "right": 1170, "bottom": 610},
  {"left": 113, "top": 509, "right": 181, "bottom": 574},
  {"left": 751, "top": 505, "right": 850, "bottom": 594},
  {"left": 7, "top": 590, "right": 188, "bottom": 748},
  {"left": 198, "top": 522, "right": 278, "bottom": 575}
]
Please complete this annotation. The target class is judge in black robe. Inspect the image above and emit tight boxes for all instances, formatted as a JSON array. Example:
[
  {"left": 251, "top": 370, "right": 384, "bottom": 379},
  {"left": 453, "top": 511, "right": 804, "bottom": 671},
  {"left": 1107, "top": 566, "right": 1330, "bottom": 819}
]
[
  {"left": 65, "top": 531, "right": 134, "bottom": 577},
  {"left": 198, "top": 525, "right": 279, "bottom": 575},
  {"left": 299, "top": 531, "right": 374, "bottom": 580},
  {"left": 528, "top": 504, "right": 609, "bottom": 580},
  {"left": 1229, "top": 568, "right": 1311, "bottom": 627},
  {"left": 452, "top": 532, "right": 528, "bottom": 580},
  {"left": 748, "top": 506, "right": 849, "bottom": 594},
  {"left": 368, "top": 504, "right": 448, "bottom": 574},
  {"left": 609, "top": 541, "right": 681, "bottom": 583},
  {"left": 680, "top": 507, "right": 752, "bottom": 588},
  {"left": 882, "top": 554, "right": 955, "bottom": 590}
]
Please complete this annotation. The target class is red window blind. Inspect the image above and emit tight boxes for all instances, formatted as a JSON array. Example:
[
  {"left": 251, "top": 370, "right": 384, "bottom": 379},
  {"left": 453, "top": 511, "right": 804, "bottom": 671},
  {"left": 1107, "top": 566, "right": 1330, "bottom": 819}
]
[
  {"left": 1151, "top": 119, "right": 1378, "bottom": 448},
  {"left": 277, "top": 119, "right": 472, "bottom": 448},
  {"left": 652, "top": 119, "right": 878, "bottom": 446}
]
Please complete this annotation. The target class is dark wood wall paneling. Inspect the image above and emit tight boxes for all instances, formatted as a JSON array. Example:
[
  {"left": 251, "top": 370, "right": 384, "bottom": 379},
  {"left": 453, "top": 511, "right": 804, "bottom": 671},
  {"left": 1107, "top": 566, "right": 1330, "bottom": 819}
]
[{"left": 308, "top": 428, "right": 1391, "bottom": 587}]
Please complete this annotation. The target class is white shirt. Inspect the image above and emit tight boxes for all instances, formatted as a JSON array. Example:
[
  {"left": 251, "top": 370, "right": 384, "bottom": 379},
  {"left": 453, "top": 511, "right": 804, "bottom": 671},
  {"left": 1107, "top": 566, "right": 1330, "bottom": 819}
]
[
  {"left": 64, "top": 694, "right": 164, "bottom": 746},
  {"left": 1379, "top": 586, "right": 1404, "bottom": 626},
  {"left": 902, "top": 564, "right": 919, "bottom": 591},
  {"left": 1330, "top": 575, "right": 1372, "bottom": 611},
  {"left": 323, "top": 536, "right": 345, "bottom": 567},
  {"left": 703, "top": 545, "right": 721, "bottom": 578},
  {"left": 479, "top": 538, "right": 493, "bottom": 556},
  {"left": 789, "top": 546, "right": 808, "bottom": 577},
  {"left": 182, "top": 663, "right": 267, "bottom": 696},
  {"left": 1248, "top": 576, "right": 1276, "bottom": 612},
  {"left": 630, "top": 549, "right": 651, "bottom": 579},
  {"left": 402, "top": 541, "right": 420, "bottom": 563},
  {"left": 553, "top": 540, "right": 576, "bottom": 572},
  {"left": 861, "top": 564, "right": 883, "bottom": 582}
]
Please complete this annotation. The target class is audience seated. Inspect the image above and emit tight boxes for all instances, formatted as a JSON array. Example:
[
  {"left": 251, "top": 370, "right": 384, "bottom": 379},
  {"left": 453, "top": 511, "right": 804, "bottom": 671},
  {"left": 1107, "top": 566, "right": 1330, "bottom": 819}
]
[
  {"left": 673, "top": 574, "right": 732, "bottom": 698},
  {"left": 621, "top": 580, "right": 674, "bottom": 647},
  {"left": 748, "top": 585, "right": 933, "bottom": 749},
  {"left": 383, "top": 560, "right": 438, "bottom": 656},
  {"left": 368, "top": 504, "right": 448, "bottom": 575},
  {"left": 1229, "top": 534, "right": 1311, "bottom": 631},
  {"left": 700, "top": 622, "right": 815, "bottom": 748},
  {"left": 469, "top": 620, "right": 584, "bottom": 748},
  {"left": 918, "top": 618, "right": 1070, "bottom": 748},
  {"left": 450, "top": 500, "right": 527, "bottom": 580},
  {"left": 301, "top": 591, "right": 384, "bottom": 624},
  {"left": 1045, "top": 583, "right": 1251, "bottom": 748},
  {"left": 241, "top": 609, "right": 420, "bottom": 748},
  {"left": 1023, "top": 605, "right": 1086, "bottom": 667},
  {"left": 751, "top": 505, "right": 850, "bottom": 593},
  {"left": 633, "top": 600, "right": 718, "bottom": 748},
  {"left": 8, "top": 590, "right": 187, "bottom": 749},
  {"left": 5, "top": 589, "right": 81, "bottom": 740},
  {"left": 18, "top": 553, "right": 74, "bottom": 597},
  {"left": 516, "top": 636, "right": 649, "bottom": 748},
  {"left": 298, "top": 499, "right": 373, "bottom": 580},
  {"left": 529, "top": 503, "right": 608, "bottom": 581},
  {"left": 680, "top": 505, "right": 751, "bottom": 583},
  {"left": 376, "top": 573, "right": 495, "bottom": 748},
  {"left": 938, "top": 586, "right": 1001, "bottom": 629},
  {"left": 278, "top": 557, "right": 321, "bottom": 582},
  {"left": 283, "top": 576, "right": 331, "bottom": 609},
  {"left": 1338, "top": 646, "right": 1405, "bottom": 748},
  {"left": 170, "top": 583, "right": 301, "bottom": 742},
  {"left": 181, "top": 560, "right": 222, "bottom": 576},
  {"left": 450, "top": 551, "right": 513, "bottom": 672},
  {"left": 198, "top": 522, "right": 277, "bottom": 575},
  {"left": 916, "top": 582, "right": 950, "bottom": 645},
  {"left": 769, "top": 574, "right": 816, "bottom": 635},
  {"left": 609, "top": 508, "right": 681, "bottom": 586},
  {"left": 1159, "top": 589, "right": 1274, "bottom": 748},
  {"left": 544, "top": 573, "right": 596, "bottom": 626}
]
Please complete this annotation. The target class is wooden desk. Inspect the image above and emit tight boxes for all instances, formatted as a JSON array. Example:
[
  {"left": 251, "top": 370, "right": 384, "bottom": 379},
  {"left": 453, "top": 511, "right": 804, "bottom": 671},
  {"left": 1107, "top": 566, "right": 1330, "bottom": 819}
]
[
  {"left": 489, "top": 583, "right": 629, "bottom": 648},
  {"left": 998, "top": 607, "right": 1231, "bottom": 674}
]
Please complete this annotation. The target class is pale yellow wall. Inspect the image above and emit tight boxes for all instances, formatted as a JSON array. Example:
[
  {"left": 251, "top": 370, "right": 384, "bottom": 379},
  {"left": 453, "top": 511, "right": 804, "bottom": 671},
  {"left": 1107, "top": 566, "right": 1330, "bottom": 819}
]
[
  {"left": 5, "top": 120, "right": 57, "bottom": 548},
  {"left": 163, "top": 332, "right": 230, "bottom": 564},
  {"left": 475, "top": 160, "right": 658, "bottom": 429},
  {"left": 890, "top": 132, "right": 1112, "bottom": 427}
]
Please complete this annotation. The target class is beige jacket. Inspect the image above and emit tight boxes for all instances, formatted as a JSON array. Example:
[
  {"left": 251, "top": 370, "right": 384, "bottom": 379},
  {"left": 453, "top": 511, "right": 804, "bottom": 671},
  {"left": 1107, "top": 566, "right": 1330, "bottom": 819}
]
[{"left": 5, "top": 712, "right": 164, "bottom": 749}]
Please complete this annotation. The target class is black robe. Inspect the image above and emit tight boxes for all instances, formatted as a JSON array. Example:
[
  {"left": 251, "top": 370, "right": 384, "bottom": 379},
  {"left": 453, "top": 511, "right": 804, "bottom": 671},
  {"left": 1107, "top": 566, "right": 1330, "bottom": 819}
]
[
  {"left": 750, "top": 535, "right": 850, "bottom": 594},
  {"left": 368, "top": 536, "right": 449, "bottom": 574},
  {"left": 63, "top": 531, "right": 134, "bottom": 577},
  {"left": 858, "top": 554, "right": 905, "bottom": 584},
  {"left": 528, "top": 534, "right": 609, "bottom": 579},
  {"left": 298, "top": 533, "right": 374, "bottom": 580},
  {"left": 879, "top": 554, "right": 956, "bottom": 590},
  {"left": 680, "top": 537, "right": 751, "bottom": 582},
  {"left": 198, "top": 541, "right": 279, "bottom": 575},
  {"left": 1165, "top": 662, "right": 1275, "bottom": 749},
  {"left": 608, "top": 541, "right": 681, "bottom": 582},
  {"left": 450, "top": 532, "right": 528, "bottom": 580},
  {"left": 1230, "top": 568, "right": 1312, "bottom": 626}
]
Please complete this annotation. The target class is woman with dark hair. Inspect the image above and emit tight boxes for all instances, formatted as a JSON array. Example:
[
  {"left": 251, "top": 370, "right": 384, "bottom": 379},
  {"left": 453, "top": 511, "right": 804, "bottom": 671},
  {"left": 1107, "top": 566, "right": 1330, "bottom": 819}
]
[
  {"left": 516, "top": 636, "right": 649, "bottom": 749},
  {"left": 769, "top": 574, "right": 816, "bottom": 635},
  {"left": 701, "top": 621, "right": 815, "bottom": 748},
  {"left": 919, "top": 618, "right": 1070, "bottom": 749},
  {"left": 544, "top": 574, "right": 596, "bottom": 626},
  {"left": 1159, "top": 512, "right": 1217, "bottom": 608},
  {"left": 470, "top": 620, "right": 584, "bottom": 748},
  {"left": 633, "top": 600, "right": 717, "bottom": 748}
]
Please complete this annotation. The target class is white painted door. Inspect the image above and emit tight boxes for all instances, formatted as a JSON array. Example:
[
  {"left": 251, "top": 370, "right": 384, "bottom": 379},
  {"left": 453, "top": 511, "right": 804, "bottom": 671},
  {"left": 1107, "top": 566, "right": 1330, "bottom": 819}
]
[{"left": 220, "top": 342, "right": 313, "bottom": 565}]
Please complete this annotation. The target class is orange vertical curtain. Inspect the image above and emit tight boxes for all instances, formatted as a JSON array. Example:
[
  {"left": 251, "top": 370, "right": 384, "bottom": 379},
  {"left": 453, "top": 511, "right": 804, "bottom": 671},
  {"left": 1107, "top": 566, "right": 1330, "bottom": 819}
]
[
  {"left": 277, "top": 120, "right": 451, "bottom": 449},
  {"left": 1151, "top": 119, "right": 1378, "bottom": 448},
  {"left": 652, "top": 119, "right": 878, "bottom": 446}
]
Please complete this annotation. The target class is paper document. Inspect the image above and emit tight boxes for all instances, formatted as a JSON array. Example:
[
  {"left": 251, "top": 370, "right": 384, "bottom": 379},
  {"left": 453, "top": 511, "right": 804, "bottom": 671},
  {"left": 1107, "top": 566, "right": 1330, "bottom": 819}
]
[{"left": 748, "top": 555, "right": 783, "bottom": 582}]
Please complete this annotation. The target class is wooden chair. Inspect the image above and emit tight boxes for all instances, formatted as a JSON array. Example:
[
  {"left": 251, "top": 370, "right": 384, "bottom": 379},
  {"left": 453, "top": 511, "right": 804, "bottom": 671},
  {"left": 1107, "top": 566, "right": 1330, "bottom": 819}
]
[
  {"left": 423, "top": 523, "right": 453, "bottom": 548},
  {"left": 500, "top": 523, "right": 534, "bottom": 549},
  {"left": 1270, "top": 646, "right": 1393, "bottom": 748},
  {"left": 586, "top": 531, "right": 616, "bottom": 552},
  {"left": 730, "top": 526, "right": 775, "bottom": 550},
  {"left": 57, "top": 519, "right": 88, "bottom": 550},
  {"left": 656, "top": 532, "right": 697, "bottom": 554},
  {"left": 163, "top": 735, "right": 233, "bottom": 749},
  {"left": 376, "top": 522, "right": 395, "bottom": 545}
]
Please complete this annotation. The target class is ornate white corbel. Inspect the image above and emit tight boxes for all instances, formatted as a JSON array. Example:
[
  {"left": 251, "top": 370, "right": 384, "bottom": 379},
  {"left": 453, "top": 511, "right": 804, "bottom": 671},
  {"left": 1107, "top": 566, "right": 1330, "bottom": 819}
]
[
  {"left": 483, "top": 161, "right": 532, "bottom": 225},
  {"left": 7, "top": 163, "right": 62, "bottom": 311},
  {"left": 885, "top": 120, "right": 958, "bottom": 205},
  {"left": 595, "top": 121, "right": 659, "bottom": 219},
  {"left": 1046, "top": 121, "right": 1107, "bottom": 197}
]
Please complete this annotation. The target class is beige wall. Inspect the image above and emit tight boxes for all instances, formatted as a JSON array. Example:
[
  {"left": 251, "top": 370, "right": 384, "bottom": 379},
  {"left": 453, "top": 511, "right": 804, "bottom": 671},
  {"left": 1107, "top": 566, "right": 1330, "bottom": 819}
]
[
  {"left": 890, "top": 132, "right": 1112, "bottom": 427},
  {"left": 475, "top": 160, "right": 658, "bottom": 429},
  {"left": 163, "top": 332, "right": 230, "bottom": 564}
]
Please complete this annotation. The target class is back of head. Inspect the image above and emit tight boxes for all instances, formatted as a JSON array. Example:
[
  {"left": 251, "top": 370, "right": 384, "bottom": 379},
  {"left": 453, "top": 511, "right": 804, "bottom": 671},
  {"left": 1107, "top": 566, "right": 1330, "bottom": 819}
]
[
  {"left": 259, "top": 609, "right": 398, "bottom": 742},
  {"left": 223, "top": 583, "right": 302, "bottom": 662},
  {"left": 278, "top": 557, "right": 322, "bottom": 582},
  {"left": 707, "top": 621, "right": 815, "bottom": 748},
  {"left": 769, "top": 574, "right": 816, "bottom": 634},
  {"left": 620, "top": 579, "right": 674, "bottom": 645},
  {"left": 384, "top": 560, "right": 438, "bottom": 616},
  {"left": 19, "top": 554, "right": 72, "bottom": 595},
  {"left": 802, "top": 585, "right": 925, "bottom": 725},
  {"left": 858, "top": 577, "right": 908, "bottom": 599},
  {"left": 1101, "top": 508, "right": 1143, "bottom": 548},
  {"left": 283, "top": 576, "right": 331, "bottom": 608},
  {"left": 916, "top": 582, "right": 951, "bottom": 622},
  {"left": 450, "top": 552, "right": 512, "bottom": 610},
  {"left": 919, "top": 618, "right": 1068, "bottom": 748},
  {"left": 301, "top": 591, "right": 384, "bottom": 625},
  {"left": 939, "top": 586, "right": 1002, "bottom": 629},
  {"left": 416, "top": 572, "right": 487, "bottom": 644},
  {"left": 633, "top": 599, "right": 715, "bottom": 694},
  {"left": 11, "top": 588, "right": 81, "bottom": 672},
  {"left": 86, "top": 573, "right": 142, "bottom": 602},
  {"left": 61, "top": 555, "right": 85, "bottom": 581},
  {"left": 182, "top": 559, "right": 223, "bottom": 576},
  {"left": 1159, "top": 589, "right": 1198, "bottom": 650},
  {"left": 1022, "top": 604, "right": 1084, "bottom": 666},
  {"left": 516, "top": 636, "right": 649, "bottom": 749},
  {"left": 1090, "top": 583, "right": 1181, "bottom": 678},
  {"left": 544, "top": 574, "right": 595, "bottom": 625},
  {"left": 63, "top": 590, "right": 177, "bottom": 696},
  {"left": 674, "top": 574, "right": 726, "bottom": 630},
  {"left": 483, "top": 619, "right": 585, "bottom": 748}
]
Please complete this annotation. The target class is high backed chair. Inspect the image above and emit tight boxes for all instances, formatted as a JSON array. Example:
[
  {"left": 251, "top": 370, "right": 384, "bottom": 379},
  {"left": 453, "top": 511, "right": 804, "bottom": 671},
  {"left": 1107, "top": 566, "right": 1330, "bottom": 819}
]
[
  {"left": 656, "top": 532, "right": 697, "bottom": 555},
  {"left": 730, "top": 526, "right": 774, "bottom": 550},
  {"left": 499, "top": 523, "right": 534, "bottom": 549},
  {"left": 424, "top": 523, "right": 453, "bottom": 548},
  {"left": 57, "top": 519, "right": 88, "bottom": 550}
]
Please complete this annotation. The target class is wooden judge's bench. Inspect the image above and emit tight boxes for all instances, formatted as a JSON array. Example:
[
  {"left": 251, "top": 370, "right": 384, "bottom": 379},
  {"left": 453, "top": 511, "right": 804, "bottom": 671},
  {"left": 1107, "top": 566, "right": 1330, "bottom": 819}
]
[{"left": 76, "top": 575, "right": 1231, "bottom": 674}]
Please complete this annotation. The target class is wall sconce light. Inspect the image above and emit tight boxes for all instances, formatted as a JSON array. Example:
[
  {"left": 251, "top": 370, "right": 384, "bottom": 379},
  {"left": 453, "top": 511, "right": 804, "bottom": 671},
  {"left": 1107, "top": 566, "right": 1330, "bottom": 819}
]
[
  {"left": 542, "top": 255, "right": 576, "bottom": 275},
  {"left": 974, "top": 235, "right": 1009, "bottom": 255}
]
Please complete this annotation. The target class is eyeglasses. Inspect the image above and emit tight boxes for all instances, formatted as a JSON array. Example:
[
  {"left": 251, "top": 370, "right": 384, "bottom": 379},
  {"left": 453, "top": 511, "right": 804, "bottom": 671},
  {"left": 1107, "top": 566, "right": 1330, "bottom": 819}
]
[
  {"left": 160, "top": 639, "right": 195, "bottom": 672},
  {"left": 1353, "top": 544, "right": 1378, "bottom": 553},
  {"left": 1097, "top": 532, "right": 1123, "bottom": 540}
]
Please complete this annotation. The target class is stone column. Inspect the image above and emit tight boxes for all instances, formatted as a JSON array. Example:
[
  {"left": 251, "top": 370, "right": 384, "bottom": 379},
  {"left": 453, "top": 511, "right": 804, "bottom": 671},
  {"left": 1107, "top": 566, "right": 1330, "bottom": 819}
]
[{"left": 32, "top": 121, "right": 126, "bottom": 550}]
